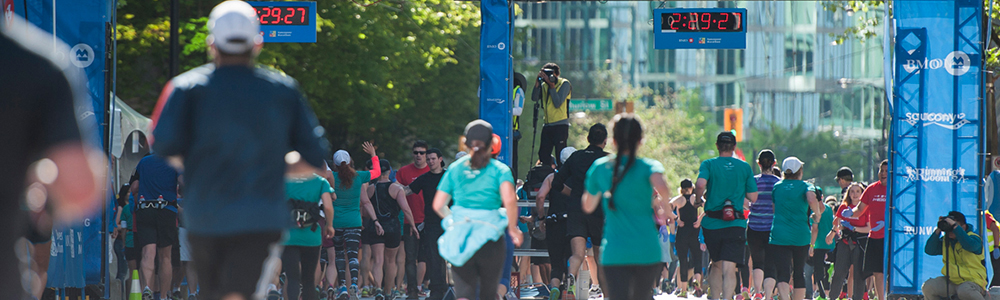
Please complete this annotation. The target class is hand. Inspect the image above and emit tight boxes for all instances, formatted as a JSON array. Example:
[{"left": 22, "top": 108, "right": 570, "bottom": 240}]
[
  {"left": 362, "top": 141, "right": 377, "bottom": 157},
  {"left": 693, "top": 219, "right": 701, "bottom": 228},
  {"left": 809, "top": 246, "right": 814, "bottom": 257},
  {"left": 509, "top": 227, "right": 524, "bottom": 247},
  {"left": 677, "top": 220, "right": 685, "bottom": 228},
  {"left": 375, "top": 221, "right": 385, "bottom": 236},
  {"left": 536, "top": 71, "right": 549, "bottom": 83},
  {"left": 825, "top": 232, "right": 836, "bottom": 245},
  {"left": 323, "top": 226, "right": 335, "bottom": 239},
  {"left": 411, "top": 225, "right": 421, "bottom": 239},
  {"left": 539, "top": 220, "right": 546, "bottom": 233},
  {"left": 943, "top": 217, "right": 957, "bottom": 227},
  {"left": 519, "top": 216, "right": 532, "bottom": 224},
  {"left": 110, "top": 228, "right": 119, "bottom": 239}
]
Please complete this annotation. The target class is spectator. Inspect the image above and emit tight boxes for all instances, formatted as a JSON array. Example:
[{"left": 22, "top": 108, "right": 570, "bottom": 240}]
[
  {"left": 922, "top": 211, "right": 987, "bottom": 300},
  {"left": 531, "top": 63, "right": 572, "bottom": 167}
]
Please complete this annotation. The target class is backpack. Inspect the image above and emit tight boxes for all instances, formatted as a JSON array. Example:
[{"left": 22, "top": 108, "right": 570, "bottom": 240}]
[
  {"left": 522, "top": 165, "right": 554, "bottom": 201},
  {"left": 289, "top": 179, "right": 324, "bottom": 231}
]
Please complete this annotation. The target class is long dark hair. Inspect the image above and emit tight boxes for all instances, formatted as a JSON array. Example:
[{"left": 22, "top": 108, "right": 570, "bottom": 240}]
[
  {"left": 607, "top": 114, "right": 643, "bottom": 210},
  {"left": 336, "top": 162, "right": 356, "bottom": 189},
  {"left": 468, "top": 140, "right": 492, "bottom": 169}
]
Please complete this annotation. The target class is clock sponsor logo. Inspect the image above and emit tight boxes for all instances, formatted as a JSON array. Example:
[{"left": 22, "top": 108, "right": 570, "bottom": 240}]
[
  {"left": 486, "top": 42, "right": 506, "bottom": 51},
  {"left": 688, "top": 38, "right": 694, "bottom": 43},
  {"left": 70, "top": 43, "right": 94, "bottom": 68},
  {"left": 269, "top": 31, "right": 277, "bottom": 37},
  {"left": 698, "top": 38, "right": 706, "bottom": 44},
  {"left": 902, "top": 51, "right": 971, "bottom": 76}
]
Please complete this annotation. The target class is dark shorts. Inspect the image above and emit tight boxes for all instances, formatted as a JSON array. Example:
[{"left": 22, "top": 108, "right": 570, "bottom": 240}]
[
  {"left": 135, "top": 208, "right": 178, "bottom": 248},
  {"left": 567, "top": 211, "right": 604, "bottom": 241},
  {"left": 746, "top": 228, "right": 770, "bottom": 270},
  {"left": 360, "top": 218, "right": 377, "bottom": 245},
  {"left": 531, "top": 235, "right": 550, "bottom": 264},
  {"left": 370, "top": 218, "right": 402, "bottom": 248},
  {"left": 125, "top": 246, "right": 141, "bottom": 262},
  {"left": 864, "top": 237, "right": 884, "bottom": 274},
  {"left": 703, "top": 226, "right": 747, "bottom": 265},
  {"left": 764, "top": 244, "right": 809, "bottom": 288}
]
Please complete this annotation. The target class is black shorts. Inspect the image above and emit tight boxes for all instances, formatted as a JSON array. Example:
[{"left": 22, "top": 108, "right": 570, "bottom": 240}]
[
  {"left": 531, "top": 235, "right": 549, "bottom": 264},
  {"left": 135, "top": 208, "right": 178, "bottom": 248},
  {"left": 370, "top": 218, "right": 402, "bottom": 248},
  {"left": 125, "top": 246, "right": 141, "bottom": 262},
  {"left": 567, "top": 211, "right": 604, "bottom": 241},
  {"left": 864, "top": 237, "right": 884, "bottom": 274},
  {"left": 361, "top": 218, "right": 377, "bottom": 245},
  {"left": 764, "top": 244, "right": 809, "bottom": 288},
  {"left": 703, "top": 227, "right": 747, "bottom": 265},
  {"left": 746, "top": 228, "right": 770, "bottom": 270}
]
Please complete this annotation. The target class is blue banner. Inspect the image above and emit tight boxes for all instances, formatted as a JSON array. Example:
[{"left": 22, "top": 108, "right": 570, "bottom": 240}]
[
  {"left": 889, "top": 0, "right": 982, "bottom": 295},
  {"left": 479, "top": 0, "right": 512, "bottom": 165},
  {"left": 18, "top": 0, "right": 108, "bottom": 288}
]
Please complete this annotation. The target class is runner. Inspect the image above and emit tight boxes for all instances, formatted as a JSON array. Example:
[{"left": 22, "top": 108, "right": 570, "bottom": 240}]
[
  {"left": 552, "top": 123, "right": 609, "bottom": 300},
  {"left": 763, "top": 157, "right": 822, "bottom": 300},
  {"left": 368, "top": 159, "right": 419, "bottom": 300},
  {"left": 537, "top": 147, "right": 578, "bottom": 299},
  {"left": 851, "top": 160, "right": 888, "bottom": 300},
  {"left": 809, "top": 196, "right": 837, "bottom": 300},
  {"left": 283, "top": 172, "right": 335, "bottom": 300},
  {"left": 329, "top": 144, "right": 381, "bottom": 300},
  {"left": 396, "top": 141, "right": 430, "bottom": 299},
  {"left": 582, "top": 113, "right": 675, "bottom": 300},
  {"left": 434, "top": 120, "right": 523, "bottom": 300},
  {"left": 695, "top": 131, "right": 758, "bottom": 300},
  {"left": 408, "top": 148, "right": 448, "bottom": 300},
  {"left": 746, "top": 149, "right": 779, "bottom": 300},
  {"left": 670, "top": 179, "right": 704, "bottom": 298},
  {"left": 150, "top": 2, "right": 329, "bottom": 299},
  {"left": 827, "top": 182, "right": 870, "bottom": 300},
  {"left": 131, "top": 154, "right": 180, "bottom": 300}
]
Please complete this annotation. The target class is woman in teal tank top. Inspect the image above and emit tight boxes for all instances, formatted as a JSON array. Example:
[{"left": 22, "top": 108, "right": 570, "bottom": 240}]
[
  {"left": 763, "top": 157, "right": 822, "bottom": 300},
  {"left": 324, "top": 142, "right": 380, "bottom": 297},
  {"left": 582, "top": 114, "right": 676, "bottom": 300}
]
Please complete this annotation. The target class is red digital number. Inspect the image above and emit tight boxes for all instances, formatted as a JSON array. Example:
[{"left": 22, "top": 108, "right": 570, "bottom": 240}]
[
  {"left": 260, "top": 7, "right": 270, "bottom": 24},
  {"left": 701, "top": 13, "right": 711, "bottom": 30},
  {"left": 298, "top": 8, "right": 306, "bottom": 24},
  {"left": 669, "top": 13, "right": 681, "bottom": 30},
  {"left": 270, "top": 7, "right": 281, "bottom": 24},
  {"left": 719, "top": 13, "right": 729, "bottom": 30},
  {"left": 284, "top": 8, "right": 294, "bottom": 24},
  {"left": 688, "top": 13, "right": 698, "bottom": 30}
]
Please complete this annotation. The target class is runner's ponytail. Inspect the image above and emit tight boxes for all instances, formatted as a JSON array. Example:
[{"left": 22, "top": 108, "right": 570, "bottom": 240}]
[{"left": 607, "top": 114, "right": 643, "bottom": 211}]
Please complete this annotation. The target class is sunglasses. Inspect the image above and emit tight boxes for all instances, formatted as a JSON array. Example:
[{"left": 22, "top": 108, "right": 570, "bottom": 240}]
[{"left": 413, "top": 151, "right": 426, "bottom": 155}]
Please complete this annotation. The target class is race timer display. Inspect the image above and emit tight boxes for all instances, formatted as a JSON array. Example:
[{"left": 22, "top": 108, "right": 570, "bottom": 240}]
[
  {"left": 661, "top": 12, "right": 742, "bottom": 32},
  {"left": 252, "top": 5, "right": 310, "bottom": 25},
  {"left": 653, "top": 8, "right": 747, "bottom": 49}
]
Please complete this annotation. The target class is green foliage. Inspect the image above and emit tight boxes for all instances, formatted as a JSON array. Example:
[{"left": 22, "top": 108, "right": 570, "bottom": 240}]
[{"left": 115, "top": 0, "right": 481, "bottom": 166}]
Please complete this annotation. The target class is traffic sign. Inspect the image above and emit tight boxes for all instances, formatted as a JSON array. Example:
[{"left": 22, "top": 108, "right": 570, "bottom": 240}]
[
  {"left": 569, "top": 99, "right": 613, "bottom": 112},
  {"left": 653, "top": 8, "right": 747, "bottom": 49},
  {"left": 247, "top": 1, "right": 317, "bottom": 43}
]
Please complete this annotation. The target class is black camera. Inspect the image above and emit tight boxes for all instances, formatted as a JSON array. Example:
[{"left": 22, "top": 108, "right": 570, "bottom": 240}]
[
  {"left": 938, "top": 216, "right": 956, "bottom": 232},
  {"left": 538, "top": 68, "right": 555, "bottom": 82}
]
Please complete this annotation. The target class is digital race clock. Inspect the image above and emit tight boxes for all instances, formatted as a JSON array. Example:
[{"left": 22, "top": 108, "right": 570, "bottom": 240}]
[
  {"left": 653, "top": 8, "right": 747, "bottom": 49},
  {"left": 246, "top": 1, "right": 317, "bottom": 43}
]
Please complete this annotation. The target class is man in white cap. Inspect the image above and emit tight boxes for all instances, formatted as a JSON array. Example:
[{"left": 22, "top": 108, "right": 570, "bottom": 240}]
[{"left": 151, "top": 1, "right": 328, "bottom": 299}]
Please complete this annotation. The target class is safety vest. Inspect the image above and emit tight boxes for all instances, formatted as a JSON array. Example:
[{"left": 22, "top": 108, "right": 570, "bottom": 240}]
[
  {"left": 513, "top": 86, "right": 524, "bottom": 131},
  {"left": 541, "top": 78, "right": 571, "bottom": 124},
  {"left": 940, "top": 231, "right": 987, "bottom": 289}
]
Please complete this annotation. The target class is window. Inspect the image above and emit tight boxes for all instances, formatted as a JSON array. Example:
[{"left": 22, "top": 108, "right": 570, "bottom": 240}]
[{"left": 784, "top": 34, "right": 814, "bottom": 76}]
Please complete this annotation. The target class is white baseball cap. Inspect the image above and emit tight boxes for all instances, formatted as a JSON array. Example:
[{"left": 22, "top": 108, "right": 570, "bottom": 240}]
[
  {"left": 333, "top": 150, "right": 351, "bottom": 166},
  {"left": 207, "top": 1, "right": 263, "bottom": 55},
  {"left": 559, "top": 147, "right": 577, "bottom": 165},
  {"left": 782, "top": 156, "right": 804, "bottom": 173}
]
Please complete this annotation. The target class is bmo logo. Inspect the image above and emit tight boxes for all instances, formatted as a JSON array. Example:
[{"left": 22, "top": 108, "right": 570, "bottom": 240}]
[{"left": 903, "top": 51, "right": 971, "bottom": 76}]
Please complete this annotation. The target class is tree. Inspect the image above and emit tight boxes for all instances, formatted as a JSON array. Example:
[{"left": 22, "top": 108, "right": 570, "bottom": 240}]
[
  {"left": 744, "top": 122, "right": 871, "bottom": 189},
  {"left": 115, "top": 0, "right": 482, "bottom": 166}
]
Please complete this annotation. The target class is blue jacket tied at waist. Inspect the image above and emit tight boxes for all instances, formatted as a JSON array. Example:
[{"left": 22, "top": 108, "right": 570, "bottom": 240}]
[{"left": 438, "top": 206, "right": 508, "bottom": 267}]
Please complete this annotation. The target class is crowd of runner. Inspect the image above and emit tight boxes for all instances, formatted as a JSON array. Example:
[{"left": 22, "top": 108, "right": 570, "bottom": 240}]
[{"left": 7, "top": 1, "right": 963, "bottom": 300}]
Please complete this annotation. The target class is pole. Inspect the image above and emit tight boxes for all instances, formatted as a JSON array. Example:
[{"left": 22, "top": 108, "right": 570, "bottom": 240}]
[{"left": 169, "top": 0, "right": 179, "bottom": 77}]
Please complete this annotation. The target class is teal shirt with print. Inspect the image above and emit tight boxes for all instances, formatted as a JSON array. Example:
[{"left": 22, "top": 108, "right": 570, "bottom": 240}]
[
  {"left": 333, "top": 171, "right": 372, "bottom": 228},
  {"left": 285, "top": 175, "right": 333, "bottom": 247},
  {"left": 698, "top": 157, "right": 757, "bottom": 230},
  {"left": 438, "top": 156, "right": 513, "bottom": 211},
  {"left": 814, "top": 203, "right": 836, "bottom": 249},
  {"left": 769, "top": 179, "right": 815, "bottom": 246},
  {"left": 585, "top": 156, "right": 664, "bottom": 266},
  {"left": 122, "top": 203, "right": 134, "bottom": 248}
]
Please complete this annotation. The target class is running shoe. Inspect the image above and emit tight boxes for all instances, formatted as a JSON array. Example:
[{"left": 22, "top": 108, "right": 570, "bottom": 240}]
[
  {"left": 374, "top": 288, "right": 386, "bottom": 300},
  {"left": 350, "top": 284, "right": 360, "bottom": 300},
  {"left": 677, "top": 290, "right": 688, "bottom": 298},
  {"left": 336, "top": 285, "right": 350, "bottom": 300},
  {"left": 142, "top": 287, "right": 153, "bottom": 300},
  {"left": 172, "top": 290, "right": 183, "bottom": 300},
  {"left": 693, "top": 286, "right": 705, "bottom": 298},
  {"left": 549, "top": 287, "right": 561, "bottom": 300},
  {"left": 326, "top": 286, "right": 337, "bottom": 300},
  {"left": 565, "top": 274, "right": 577, "bottom": 300},
  {"left": 588, "top": 285, "right": 602, "bottom": 299},
  {"left": 361, "top": 286, "right": 372, "bottom": 298},
  {"left": 863, "top": 290, "right": 870, "bottom": 300},
  {"left": 318, "top": 287, "right": 327, "bottom": 300},
  {"left": 838, "top": 292, "right": 848, "bottom": 300},
  {"left": 752, "top": 292, "right": 765, "bottom": 300},
  {"left": 187, "top": 294, "right": 198, "bottom": 300},
  {"left": 741, "top": 287, "right": 752, "bottom": 300},
  {"left": 419, "top": 288, "right": 431, "bottom": 298},
  {"left": 266, "top": 290, "right": 282, "bottom": 300}
]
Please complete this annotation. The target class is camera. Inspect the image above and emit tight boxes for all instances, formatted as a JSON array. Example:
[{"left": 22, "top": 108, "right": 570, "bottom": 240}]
[
  {"left": 938, "top": 216, "right": 956, "bottom": 232},
  {"left": 538, "top": 68, "right": 555, "bottom": 82}
]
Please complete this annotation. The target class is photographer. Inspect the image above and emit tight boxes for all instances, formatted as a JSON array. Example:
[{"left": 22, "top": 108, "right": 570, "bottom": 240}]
[
  {"left": 531, "top": 62, "right": 572, "bottom": 167},
  {"left": 922, "top": 211, "right": 987, "bottom": 300}
]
